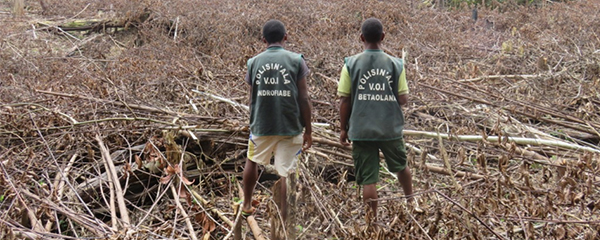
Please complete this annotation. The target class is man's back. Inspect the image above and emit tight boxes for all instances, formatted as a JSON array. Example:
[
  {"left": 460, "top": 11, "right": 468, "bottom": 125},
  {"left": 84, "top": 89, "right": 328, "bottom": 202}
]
[
  {"left": 342, "top": 50, "right": 405, "bottom": 141},
  {"left": 247, "top": 47, "right": 305, "bottom": 136}
]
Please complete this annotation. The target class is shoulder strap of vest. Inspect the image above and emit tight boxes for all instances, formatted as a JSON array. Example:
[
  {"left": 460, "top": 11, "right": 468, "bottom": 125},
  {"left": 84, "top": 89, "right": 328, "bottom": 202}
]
[
  {"left": 390, "top": 57, "right": 404, "bottom": 101},
  {"left": 346, "top": 56, "right": 359, "bottom": 108}
]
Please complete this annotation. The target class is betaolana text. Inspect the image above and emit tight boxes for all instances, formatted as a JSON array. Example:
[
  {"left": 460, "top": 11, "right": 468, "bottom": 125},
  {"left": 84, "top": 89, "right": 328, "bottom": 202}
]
[{"left": 357, "top": 93, "right": 396, "bottom": 101}]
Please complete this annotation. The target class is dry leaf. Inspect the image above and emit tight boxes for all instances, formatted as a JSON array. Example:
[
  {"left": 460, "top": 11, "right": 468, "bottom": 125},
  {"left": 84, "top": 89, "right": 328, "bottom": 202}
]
[
  {"left": 584, "top": 229, "right": 596, "bottom": 240},
  {"left": 181, "top": 175, "right": 195, "bottom": 185},
  {"left": 122, "top": 163, "right": 132, "bottom": 178},
  {"left": 159, "top": 174, "right": 172, "bottom": 184},
  {"left": 178, "top": 185, "right": 191, "bottom": 205},
  {"left": 166, "top": 165, "right": 176, "bottom": 175},
  {"left": 573, "top": 192, "right": 584, "bottom": 204},
  {"left": 565, "top": 177, "right": 577, "bottom": 187},
  {"left": 195, "top": 212, "right": 216, "bottom": 234},
  {"left": 203, "top": 217, "right": 215, "bottom": 234},
  {"left": 554, "top": 225, "right": 566, "bottom": 239},
  {"left": 251, "top": 199, "right": 260, "bottom": 207},
  {"left": 158, "top": 158, "right": 166, "bottom": 169},
  {"left": 134, "top": 155, "right": 142, "bottom": 168},
  {"left": 124, "top": 162, "right": 131, "bottom": 173}
]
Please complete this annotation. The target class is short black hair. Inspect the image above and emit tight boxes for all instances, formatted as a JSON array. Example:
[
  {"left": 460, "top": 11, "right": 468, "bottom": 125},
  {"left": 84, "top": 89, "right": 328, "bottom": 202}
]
[
  {"left": 262, "top": 20, "right": 286, "bottom": 44},
  {"left": 361, "top": 18, "right": 384, "bottom": 43}
]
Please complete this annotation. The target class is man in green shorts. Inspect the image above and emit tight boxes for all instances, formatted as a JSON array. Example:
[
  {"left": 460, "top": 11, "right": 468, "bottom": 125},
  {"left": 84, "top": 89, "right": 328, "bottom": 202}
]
[
  {"left": 338, "top": 18, "right": 414, "bottom": 218},
  {"left": 242, "top": 20, "right": 312, "bottom": 222}
]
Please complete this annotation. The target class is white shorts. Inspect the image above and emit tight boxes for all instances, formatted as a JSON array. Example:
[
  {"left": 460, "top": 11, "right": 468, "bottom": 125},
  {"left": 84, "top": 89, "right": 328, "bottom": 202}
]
[{"left": 247, "top": 134, "right": 303, "bottom": 177}]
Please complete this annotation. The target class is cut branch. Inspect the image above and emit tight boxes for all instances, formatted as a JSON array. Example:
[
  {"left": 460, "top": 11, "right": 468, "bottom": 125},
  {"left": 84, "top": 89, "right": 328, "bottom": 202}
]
[
  {"left": 418, "top": 82, "right": 600, "bottom": 135},
  {"left": 96, "top": 135, "right": 131, "bottom": 227},
  {"left": 403, "top": 130, "right": 600, "bottom": 153},
  {"left": 170, "top": 184, "right": 198, "bottom": 240}
]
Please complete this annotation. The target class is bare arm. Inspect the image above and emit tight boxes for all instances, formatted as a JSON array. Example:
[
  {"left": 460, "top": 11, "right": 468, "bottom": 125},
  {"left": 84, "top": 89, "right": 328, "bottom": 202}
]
[
  {"left": 297, "top": 76, "right": 312, "bottom": 150},
  {"left": 248, "top": 85, "right": 253, "bottom": 105},
  {"left": 246, "top": 71, "right": 253, "bottom": 111},
  {"left": 397, "top": 94, "right": 408, "bottom": 106},
  {"left": 339, "top": 96, "right": 351, "bottom": 146}
]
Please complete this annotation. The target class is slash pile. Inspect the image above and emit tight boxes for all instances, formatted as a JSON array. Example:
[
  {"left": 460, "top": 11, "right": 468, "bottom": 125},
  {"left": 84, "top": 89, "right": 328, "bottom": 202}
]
[{"left": 1, "top": 0, "right": 599, "bottom": 239}]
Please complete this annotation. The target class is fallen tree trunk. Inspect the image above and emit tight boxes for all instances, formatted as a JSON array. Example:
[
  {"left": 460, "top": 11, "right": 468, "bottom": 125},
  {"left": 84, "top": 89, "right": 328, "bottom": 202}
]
[
  {"left": 403, "top": 130, "right": 600, "bottom": 153},
  {"left": 36, "top": 8, "right": 152, "bottom": 32}
]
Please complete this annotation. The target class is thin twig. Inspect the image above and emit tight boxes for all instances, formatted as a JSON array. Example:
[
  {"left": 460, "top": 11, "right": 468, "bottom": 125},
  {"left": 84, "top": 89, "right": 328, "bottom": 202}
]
[
  {"left": 19, "top": 188, "right": 109, "bottom": 236},
  {"left": 408, "top": 212, "right": 433, "bottom": 240},
  {"left": 191, "top": 89, "right": 249, "bottom": 112},
  {"left": 100, "top": 149, "right": 118, "bottom": 229},
  {"left": 170, "top": 184, "right": 198, "bottom": 240},
  {"left": 0, "top": 161, "right": 45, "bottom": 232},
  {"left": 46, "top": 153, "right": 79, "bottom": 231},
  {"left": 189, "top": 189, "right": 234, "bottom": 228},
  {"left": 224, "top": 203, "right": 243, "bottom": 240},
  {"left": 433, "top": 189, "right": 506, "bottom": 240},
  {"left": 458, "top": 74, "right": 540, "bottom": 83},
  {"left": 515, "top": 206, "right": 529, "bottom": 240},
  {"left": 28, "top": 112, "right": 106, "bottom": 231}
]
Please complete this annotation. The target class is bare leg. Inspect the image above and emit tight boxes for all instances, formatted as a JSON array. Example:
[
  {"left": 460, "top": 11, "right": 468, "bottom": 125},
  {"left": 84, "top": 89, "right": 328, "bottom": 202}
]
[
  {"left": 242, "top": 159, "right": 258, "bottom": 212},
  {"left": 363, "top": 183, "right": 378, "bottom": 218},
  {"left": 397, "top": 166, "right": 413, "bottom": 199}
]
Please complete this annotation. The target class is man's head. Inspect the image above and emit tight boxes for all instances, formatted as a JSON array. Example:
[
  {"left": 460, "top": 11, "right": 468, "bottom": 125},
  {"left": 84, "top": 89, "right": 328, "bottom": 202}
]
[
  {"left": 262, "top": 20, "right": 287, "bottom": 44},
  {"left": 361, "top": 18, "right": 384, "bottom": 43}
]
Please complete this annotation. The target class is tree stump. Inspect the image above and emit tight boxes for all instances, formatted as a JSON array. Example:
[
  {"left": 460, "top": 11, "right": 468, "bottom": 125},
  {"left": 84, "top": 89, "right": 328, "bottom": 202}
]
[{"left": 270, "top": 171, "right": 297, "bottom": 240}]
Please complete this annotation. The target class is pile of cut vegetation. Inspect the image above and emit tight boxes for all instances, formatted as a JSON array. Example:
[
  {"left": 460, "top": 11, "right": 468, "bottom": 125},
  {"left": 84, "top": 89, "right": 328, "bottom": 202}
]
[{"left": 1, "top": 0, "right": 598, "bottom": 239}]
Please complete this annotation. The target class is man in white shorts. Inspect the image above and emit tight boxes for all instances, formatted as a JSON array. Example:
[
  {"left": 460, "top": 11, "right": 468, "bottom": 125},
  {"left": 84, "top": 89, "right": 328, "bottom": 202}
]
[{"left": 241, "top": 19, "right": 312, "bottom": 223}]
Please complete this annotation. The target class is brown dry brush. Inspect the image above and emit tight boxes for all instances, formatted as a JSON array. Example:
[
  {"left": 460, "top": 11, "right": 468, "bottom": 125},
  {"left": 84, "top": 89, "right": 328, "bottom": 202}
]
[{"left": 1, "top": 0, "right": 600, "bottom": 239}]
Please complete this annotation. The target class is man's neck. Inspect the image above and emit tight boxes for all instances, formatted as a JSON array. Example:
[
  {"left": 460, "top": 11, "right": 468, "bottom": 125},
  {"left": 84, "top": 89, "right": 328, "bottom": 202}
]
[
  {"left": 363, "top": 42, "right": 381, "bottom": 50},
  {"left": 267, "top": 42, "right": 284, "bottom": 48}
]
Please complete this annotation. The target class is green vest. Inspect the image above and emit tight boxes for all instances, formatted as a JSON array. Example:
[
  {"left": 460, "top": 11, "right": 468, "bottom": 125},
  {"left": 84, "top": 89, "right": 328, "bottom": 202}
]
[
  {"left": 247, "top": 47, "right": 303, "bottom": 136},
  {"left": 346, "top": 50, "right": 405, "bottom": 141}
]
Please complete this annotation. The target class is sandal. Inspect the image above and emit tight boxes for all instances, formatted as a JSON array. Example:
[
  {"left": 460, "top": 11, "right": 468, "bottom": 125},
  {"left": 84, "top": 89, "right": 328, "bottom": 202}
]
[
  {"left": 241, "top": 206, "right": 256, "bottom": 216},
  {"left": 235, "top": 199, "right": 259, "bottom": 216}
]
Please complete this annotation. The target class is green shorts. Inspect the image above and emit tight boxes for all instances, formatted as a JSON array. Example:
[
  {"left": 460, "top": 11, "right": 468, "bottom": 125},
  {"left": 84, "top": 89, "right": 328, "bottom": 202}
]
[{"left": 352, "top": 138, "right": 408, "bottom": 185}]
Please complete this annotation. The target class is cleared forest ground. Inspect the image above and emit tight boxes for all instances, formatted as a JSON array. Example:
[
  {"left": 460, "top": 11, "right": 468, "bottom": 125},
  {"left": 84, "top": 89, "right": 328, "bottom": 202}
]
[{"left": 1, "top": 0, "right": 599, "bottom": 239}]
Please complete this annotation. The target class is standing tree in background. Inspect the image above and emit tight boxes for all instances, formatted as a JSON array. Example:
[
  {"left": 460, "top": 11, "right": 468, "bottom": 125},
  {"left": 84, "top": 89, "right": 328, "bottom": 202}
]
[{"left": 13, "top": 0, "right": 24, "bottom": 17}]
